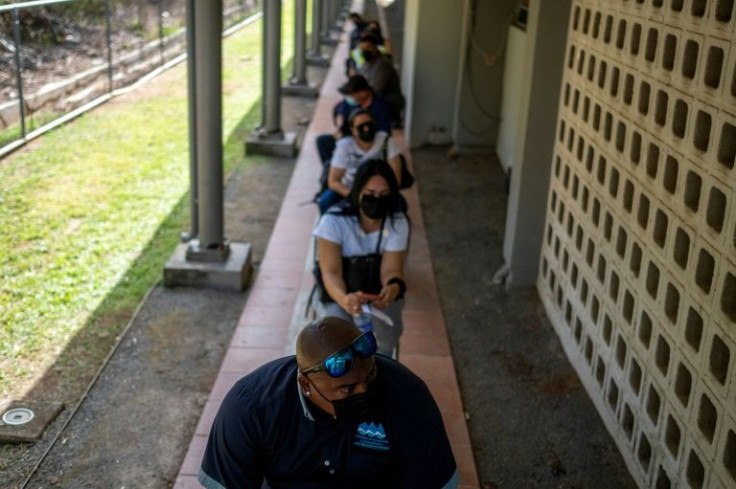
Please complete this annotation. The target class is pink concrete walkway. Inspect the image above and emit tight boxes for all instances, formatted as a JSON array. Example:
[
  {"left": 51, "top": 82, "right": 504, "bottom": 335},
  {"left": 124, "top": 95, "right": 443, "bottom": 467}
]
[{"left": 174, "top": 29, "right": 479, "bottom": 489}]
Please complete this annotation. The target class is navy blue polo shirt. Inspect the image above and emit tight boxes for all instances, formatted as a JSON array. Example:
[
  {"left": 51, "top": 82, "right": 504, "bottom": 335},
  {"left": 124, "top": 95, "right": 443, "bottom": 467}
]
[
  {"left": 335, "top": 93, "right": 392, "bottom": 136},
  {"left": 198, "top": 355, "right": 459, "bottom": 489}
]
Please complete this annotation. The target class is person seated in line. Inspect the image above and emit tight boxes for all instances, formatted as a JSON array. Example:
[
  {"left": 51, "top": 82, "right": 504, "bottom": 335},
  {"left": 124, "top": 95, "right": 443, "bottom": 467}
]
[
  {"left": 347, "top": 20, "right": 391, "bottom": 75},
  {"left": 314, "top": 159, "right": 408, "bottom": 356},
  {"left": 365, "top": 20, "right": 386, "bottom": 49},
  {"left": 317, "top": 108, "right": 403, "bottom": 214},
  {"left": 361, "top": 20, "right": 392, "bottom": 59},
  {"left": 347, "top": 12, "right": 368, "bottom": 51},
  {"left": 345, "top": 12, "right": 369, "bottom": 76},
  {"left": 355, "top": 33, "right": 404, "bottom": 126},
  {"left": 198, "top": 316, "right": 460, "bottom": 489},
  {"left": 315, "top": 75, "right": 392, "bottom": 165}
]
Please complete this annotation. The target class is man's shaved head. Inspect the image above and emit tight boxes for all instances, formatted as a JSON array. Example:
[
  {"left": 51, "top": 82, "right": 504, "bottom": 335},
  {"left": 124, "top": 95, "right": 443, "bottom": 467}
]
[{"left": 296, "top": 317, "right": 361, "bottom": 371}]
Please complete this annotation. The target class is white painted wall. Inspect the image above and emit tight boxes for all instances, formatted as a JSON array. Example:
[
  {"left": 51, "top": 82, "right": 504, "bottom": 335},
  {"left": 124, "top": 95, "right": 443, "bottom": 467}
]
[
  {"left": 452, "top": 0, "right": 518, "bottom": 150},
  {"left": 400, "top": 0, "right": 465, "bottom": 148}
]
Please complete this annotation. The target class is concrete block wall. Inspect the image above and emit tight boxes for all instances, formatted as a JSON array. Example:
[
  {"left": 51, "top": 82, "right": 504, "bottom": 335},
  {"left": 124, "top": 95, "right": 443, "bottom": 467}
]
[{"left": 537, "top": 1, "right": 736, "bottom": 487}]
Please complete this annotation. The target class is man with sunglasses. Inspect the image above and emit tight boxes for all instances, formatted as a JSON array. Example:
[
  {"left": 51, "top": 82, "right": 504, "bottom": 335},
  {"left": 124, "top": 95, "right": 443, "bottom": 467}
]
[{"left": 198, "top": 317, "right": 459, "bottom": 489}]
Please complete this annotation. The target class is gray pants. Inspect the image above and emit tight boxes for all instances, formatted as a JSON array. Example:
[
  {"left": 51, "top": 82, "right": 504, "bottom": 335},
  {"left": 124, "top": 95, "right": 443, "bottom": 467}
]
[{"left": 319, "top": 300, "right": 404, "bottom": 357}]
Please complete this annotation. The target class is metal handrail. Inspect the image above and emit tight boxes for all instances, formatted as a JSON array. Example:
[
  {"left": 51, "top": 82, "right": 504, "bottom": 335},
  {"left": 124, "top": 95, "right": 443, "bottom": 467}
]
[{"left": 0, "top": 0, "right": 77, "bottom": 14}]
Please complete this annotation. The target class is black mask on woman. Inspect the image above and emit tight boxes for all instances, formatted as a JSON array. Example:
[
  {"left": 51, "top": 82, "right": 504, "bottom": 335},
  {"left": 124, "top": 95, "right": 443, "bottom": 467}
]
[
  {"left": 357, "top": 124, "right": 377, "bottom": 143},
  {"left": 361, "top": 194, "right": 392, "bottom": 220}
]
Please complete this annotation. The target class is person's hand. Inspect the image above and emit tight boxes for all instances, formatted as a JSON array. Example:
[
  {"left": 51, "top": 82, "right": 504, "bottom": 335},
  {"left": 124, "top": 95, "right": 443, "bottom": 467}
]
[
  {"left": 372, "top": 283, "right": 399, "bottom": 310},
  {"left": 341, "top": 292, "right": 364, "bottom": 315}
]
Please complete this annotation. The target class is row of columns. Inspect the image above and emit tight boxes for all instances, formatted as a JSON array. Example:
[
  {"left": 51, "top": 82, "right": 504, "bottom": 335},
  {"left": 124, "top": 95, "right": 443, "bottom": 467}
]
[
  {"left": 246, "top": 0, "right": 347, "bottom": 156},
  {"left": 165, "top": 0, "right": 351, "bottom": 290}
]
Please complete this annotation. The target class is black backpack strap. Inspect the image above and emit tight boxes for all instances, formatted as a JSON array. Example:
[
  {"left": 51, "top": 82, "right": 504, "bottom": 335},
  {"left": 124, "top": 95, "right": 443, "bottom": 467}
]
[{"left": 375, "top": 217, "right": 386, "bottom": 254}]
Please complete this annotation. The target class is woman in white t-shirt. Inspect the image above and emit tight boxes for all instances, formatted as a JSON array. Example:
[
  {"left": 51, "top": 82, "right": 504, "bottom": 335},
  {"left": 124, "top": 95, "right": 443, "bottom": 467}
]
[
  {"left": 314, "top": 159, "right": 409, "bottom": 355},
  {"left": 317, "top": 108, "right": 403, "bottom": 214}
]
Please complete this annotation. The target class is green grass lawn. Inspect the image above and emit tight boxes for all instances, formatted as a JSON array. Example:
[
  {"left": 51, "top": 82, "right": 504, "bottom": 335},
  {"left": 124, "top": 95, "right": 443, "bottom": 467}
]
[{"left": 0, "top": 2, "right": 297, "bottom": 398}]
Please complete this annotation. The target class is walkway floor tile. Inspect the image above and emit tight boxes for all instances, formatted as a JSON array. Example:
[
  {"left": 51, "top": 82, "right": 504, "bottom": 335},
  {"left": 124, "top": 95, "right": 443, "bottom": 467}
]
[{"left": 219, "top": 347, "right": 284, "bottom": 374}]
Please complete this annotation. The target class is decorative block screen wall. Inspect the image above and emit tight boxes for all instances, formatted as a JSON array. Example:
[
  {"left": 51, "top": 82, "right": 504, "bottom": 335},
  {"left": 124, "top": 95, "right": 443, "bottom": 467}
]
[{"left": 537, "top": 1, "right": 736, "bottom": 488}]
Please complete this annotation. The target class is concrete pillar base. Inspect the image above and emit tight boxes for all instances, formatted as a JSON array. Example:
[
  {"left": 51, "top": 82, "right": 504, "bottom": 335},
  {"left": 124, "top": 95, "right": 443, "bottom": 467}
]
[
  {"left": 164, "top": 240, "right": 252, "bottom": 291},
  {"left": 245, "top": 130, "right": 298, "bottom": 157},
  {"left": 282, "top": 80, "right": 319, "bottom": 98},
  {"left": 306, "top": 53, "right": 331, "bottom": 67}
]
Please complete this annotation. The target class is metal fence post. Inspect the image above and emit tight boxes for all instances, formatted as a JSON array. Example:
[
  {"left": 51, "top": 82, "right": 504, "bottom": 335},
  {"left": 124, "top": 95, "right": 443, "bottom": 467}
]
[
  {"left": 105, "top": 0, "right": 113, "bottom": 92},
  {"left": 12, "top": 8, "right": 26, "bottom": 139}
]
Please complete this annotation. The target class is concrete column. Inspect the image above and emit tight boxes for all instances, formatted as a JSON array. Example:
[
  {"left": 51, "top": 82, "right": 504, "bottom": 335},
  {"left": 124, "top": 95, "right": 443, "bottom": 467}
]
[
  {"left": 245, "top": 0, "right": 297, "bottom": 156},
  {"left": 307, "top": 0, "right": 329, "bottom": 66},
  {"left": 502, "top": 0, "right": 572, "bottom": 287},
  {"left": 320, "top": 0, "right": 338, "bottom": 46},
  {"left": 165, "top": 0, "right": 252, "bottom": 291},
  {"left": 328, "top": 0, "right": 342, "bottom": 32},
  {"left": 184, "top": 0, "right": 198, "bottom": 241},
  {"left": 191, "top": 0, "right": 225, "bottom": 256},
  {"left": 263, "top": 0, "right": 282, "bottom": 134},
  {"left": 282, "top": 0, "right": 318, "bottom": 97}
]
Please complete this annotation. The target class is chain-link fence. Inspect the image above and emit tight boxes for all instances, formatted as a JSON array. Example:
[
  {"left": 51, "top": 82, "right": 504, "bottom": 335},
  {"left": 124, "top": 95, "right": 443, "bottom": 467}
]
[{"left": 0, "top": 0, "right": 258, "bottom": 156}]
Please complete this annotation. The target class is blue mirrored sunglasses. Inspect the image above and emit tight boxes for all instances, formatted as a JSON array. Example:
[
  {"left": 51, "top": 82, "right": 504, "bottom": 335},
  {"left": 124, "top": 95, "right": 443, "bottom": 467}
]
[{"left": 300, "top": 331, "right": 377, "bottom": 378}]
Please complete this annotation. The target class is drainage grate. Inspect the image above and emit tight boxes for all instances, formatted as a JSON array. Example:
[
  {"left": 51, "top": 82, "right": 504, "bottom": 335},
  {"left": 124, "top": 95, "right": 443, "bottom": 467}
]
[{"left": 2, "top": 407, "right": 35, "bottom": 426}]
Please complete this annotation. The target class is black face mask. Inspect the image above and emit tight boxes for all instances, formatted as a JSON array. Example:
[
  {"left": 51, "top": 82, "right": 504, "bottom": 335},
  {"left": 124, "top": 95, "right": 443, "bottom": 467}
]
[
  {"left": 357, "top": 124, "right": 376, "bottom": 143},
  {"left": 360, "top": 194, "right": 391, "bottom": 220},
  {"left": 361, "top": 50, "right": 376, "bottom": 62},
  {"left": 331, "top": 390, "right": 374, "bottom": 421}
]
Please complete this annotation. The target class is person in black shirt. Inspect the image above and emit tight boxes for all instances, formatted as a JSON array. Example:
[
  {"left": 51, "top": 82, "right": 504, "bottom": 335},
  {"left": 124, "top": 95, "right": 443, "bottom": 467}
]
[{"left": 198, "top": 316, "right": 459, "bottom": 489}]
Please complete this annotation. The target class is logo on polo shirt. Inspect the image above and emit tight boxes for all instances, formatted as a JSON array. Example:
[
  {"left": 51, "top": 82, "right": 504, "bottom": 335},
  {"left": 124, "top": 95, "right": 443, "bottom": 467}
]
[{"left": 354, "top": 422, "right": 390, "bottom": 452}]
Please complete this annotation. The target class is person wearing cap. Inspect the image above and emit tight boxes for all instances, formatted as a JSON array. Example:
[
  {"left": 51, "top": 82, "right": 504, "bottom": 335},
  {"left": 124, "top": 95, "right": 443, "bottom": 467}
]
[
  {"left": 198, "top": 317, "right": 460, "bottom": 489},
  {"left": 315, "top": 75, "right": 392, "bottom": 165},
  {"left": 356, "top": 33, "right": 404, "bottom": 125},
  {"left": 317, "top": 107, "right": 403, "bottom": 214}
]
